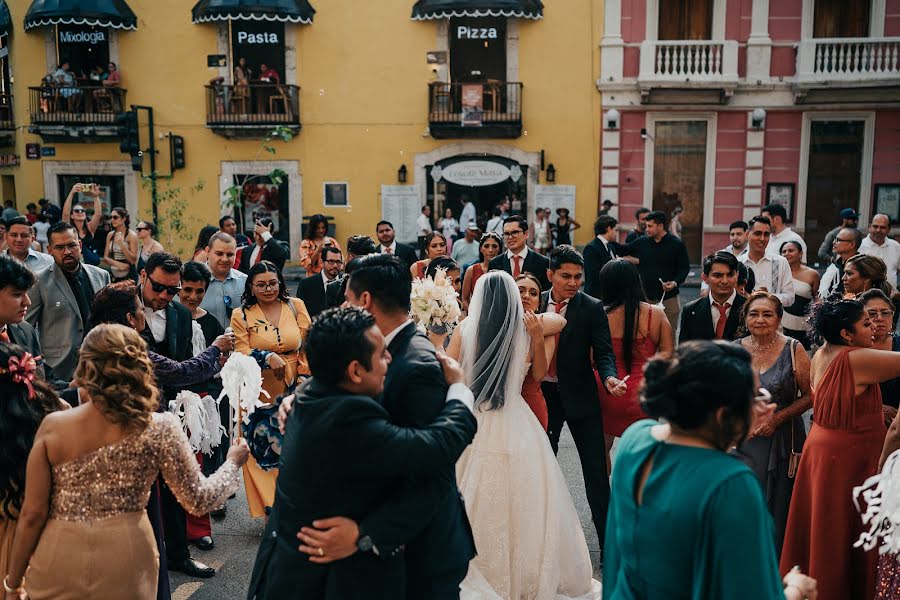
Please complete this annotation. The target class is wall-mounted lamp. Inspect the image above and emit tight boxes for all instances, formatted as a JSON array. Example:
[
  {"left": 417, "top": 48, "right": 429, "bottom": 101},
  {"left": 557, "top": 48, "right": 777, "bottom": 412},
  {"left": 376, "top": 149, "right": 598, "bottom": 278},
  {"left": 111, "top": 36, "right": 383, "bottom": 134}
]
[
  {"left": 750, "top": 108, "right": 767, "bottom": 130},
  {"left": 398, "top": 164, "right": 408, "bottom": 183},
  {"left": 545, "top": 163, "right": 556, "bottom": 183},
  {"left": 640, "top": 128, "right": 654, "bottom": 141},
  {"left": 605, "top": 108, "right": 620, "bottom": 130}
]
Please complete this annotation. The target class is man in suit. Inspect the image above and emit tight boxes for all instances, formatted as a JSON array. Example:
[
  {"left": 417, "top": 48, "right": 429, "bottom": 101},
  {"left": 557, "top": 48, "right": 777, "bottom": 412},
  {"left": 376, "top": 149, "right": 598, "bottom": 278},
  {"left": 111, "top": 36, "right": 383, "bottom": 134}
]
[
  {"left": 324, "top": 236, "right": 378, "bottom": 311},
  {"left": 296, "top": 245, "right": 343, "bottom": 318},
  {"left": 489, "top": 215, "right": 550, "bottom": 290},
  {"left": 376, "top": 220, "right": 418, "bottom": 268},
  {"left": 238, "top": 217, "right": 289, "bottom": 274},
  {"left": 248, "top": 306, "right": 476, "bottom": 599},
  {"left": 26, "top": 222, "right": 109, "bottom": 384},
  {"left": 0, "top": 255, "right": 46, "bottom": 377},
  {"left": 680, "top": 252, "right": 746, "bottom": 344},
  {"left": 583, "top": 214, "right": 619, "bottom": 299},
  {"left": 539, "top": 244, "right": 622, "bottom": 555},
  {"left": 279, "top": 254, "right": 477, "bottom": 599},
  {"left": 139, "top": 251, "right": 216, "bottom": 579}
]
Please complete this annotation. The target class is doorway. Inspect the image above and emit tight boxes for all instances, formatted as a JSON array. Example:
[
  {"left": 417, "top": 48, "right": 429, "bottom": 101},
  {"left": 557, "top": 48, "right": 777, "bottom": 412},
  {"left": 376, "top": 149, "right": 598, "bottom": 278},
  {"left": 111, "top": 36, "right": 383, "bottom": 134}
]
[
  {"left": 803, "top": 120, "right": 866, "bottom": 259},
  {"left": 813, "top": 0, "right": 870, "bottom": 38},
  {"left": 651, "top": 120, "right": 708, "bottom": 263},
  {"left": 658, "top": 0, "right": 713, "bottom": 40},
  {"left": 449, "top": 17, "right": 506, "bottom": 83}
]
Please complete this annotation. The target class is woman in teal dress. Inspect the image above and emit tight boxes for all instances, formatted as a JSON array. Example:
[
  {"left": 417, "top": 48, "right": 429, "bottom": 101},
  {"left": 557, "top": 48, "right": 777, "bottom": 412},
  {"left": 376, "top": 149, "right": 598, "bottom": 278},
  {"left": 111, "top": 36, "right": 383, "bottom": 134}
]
[{"left": 602, "top": 340, "right": 818, "bottom": 600}]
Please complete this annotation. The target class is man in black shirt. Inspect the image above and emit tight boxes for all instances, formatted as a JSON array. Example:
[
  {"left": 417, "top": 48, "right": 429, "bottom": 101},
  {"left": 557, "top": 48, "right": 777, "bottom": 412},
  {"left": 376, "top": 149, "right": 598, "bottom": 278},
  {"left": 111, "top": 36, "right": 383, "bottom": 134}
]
[
  {"left": 624, "top": 207, "right": 650, "bottom": 244},
  {"left": 620, "top": 210, "right": 689, "bottom": 335}
]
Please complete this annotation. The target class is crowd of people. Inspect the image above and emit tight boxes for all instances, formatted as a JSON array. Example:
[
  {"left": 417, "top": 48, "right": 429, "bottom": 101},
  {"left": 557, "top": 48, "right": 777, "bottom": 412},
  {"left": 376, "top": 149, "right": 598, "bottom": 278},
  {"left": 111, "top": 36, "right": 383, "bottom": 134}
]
[{"left": 0, "top": 193, "right": 898, "bottom": 600}]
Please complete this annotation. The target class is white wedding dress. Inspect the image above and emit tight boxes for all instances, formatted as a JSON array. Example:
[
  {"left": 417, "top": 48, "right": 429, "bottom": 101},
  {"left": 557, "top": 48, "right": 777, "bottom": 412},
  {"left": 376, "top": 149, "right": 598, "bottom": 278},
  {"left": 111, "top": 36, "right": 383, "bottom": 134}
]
[{"left": 456, "top": 272, "right": 601, "bottom": 600}]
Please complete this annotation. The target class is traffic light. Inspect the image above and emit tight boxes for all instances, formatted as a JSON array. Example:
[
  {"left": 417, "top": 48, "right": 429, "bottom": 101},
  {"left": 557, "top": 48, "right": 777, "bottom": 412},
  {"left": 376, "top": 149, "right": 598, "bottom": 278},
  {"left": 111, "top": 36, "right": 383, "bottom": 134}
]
[
  {"left": 170, "top": 135, "right": 185, "bottom": 171},
  {"left": 116, "top": 110, "right": 142, "bottom": 171}
]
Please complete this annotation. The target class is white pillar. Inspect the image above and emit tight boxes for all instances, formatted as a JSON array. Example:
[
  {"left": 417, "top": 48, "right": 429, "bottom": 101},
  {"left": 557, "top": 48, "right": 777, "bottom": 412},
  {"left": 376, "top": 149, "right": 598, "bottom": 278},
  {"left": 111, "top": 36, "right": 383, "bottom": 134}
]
[
  {"left": 599, "top": 0, "right": 624, "bottom": 83},
  {"left": 746, "top": 0, "right": 772, "bottom": 82}
]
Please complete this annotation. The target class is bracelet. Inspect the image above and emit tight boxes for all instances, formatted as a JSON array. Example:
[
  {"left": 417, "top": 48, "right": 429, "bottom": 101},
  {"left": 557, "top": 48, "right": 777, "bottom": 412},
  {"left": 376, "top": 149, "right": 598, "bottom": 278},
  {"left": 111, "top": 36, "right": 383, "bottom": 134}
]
[{"left": 3, "top": 575, "right": 24, "bottom": 594}]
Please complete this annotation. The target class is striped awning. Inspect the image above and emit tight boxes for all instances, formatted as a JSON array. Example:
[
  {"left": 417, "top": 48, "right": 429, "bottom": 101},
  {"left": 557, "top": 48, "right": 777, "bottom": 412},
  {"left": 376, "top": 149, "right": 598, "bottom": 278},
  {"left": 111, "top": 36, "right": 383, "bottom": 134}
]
[
  {"left": 192, "top": 0, "right": 315, "bottom": 24},
  {"left": 0, "top": 2, "right": 11, "bottom": 36},
  {"left": 412, "top": 0, "right": 543, "bottom": 20},
  {"left": 24, "top": 0, "right": 137, "bottom": 31}
]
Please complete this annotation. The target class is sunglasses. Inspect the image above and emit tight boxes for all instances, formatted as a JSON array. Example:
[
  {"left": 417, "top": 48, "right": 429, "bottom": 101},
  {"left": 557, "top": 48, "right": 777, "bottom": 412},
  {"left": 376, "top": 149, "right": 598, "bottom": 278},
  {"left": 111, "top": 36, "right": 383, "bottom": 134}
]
[
  {"left": 72, "top": 208, "right": 86, "bottom": 213},
  {"left": 145, "top": 276, "right": 181, "bottom": 296},
  {"left": 136, "top": 227, "right": 148, "bottom": 231}
]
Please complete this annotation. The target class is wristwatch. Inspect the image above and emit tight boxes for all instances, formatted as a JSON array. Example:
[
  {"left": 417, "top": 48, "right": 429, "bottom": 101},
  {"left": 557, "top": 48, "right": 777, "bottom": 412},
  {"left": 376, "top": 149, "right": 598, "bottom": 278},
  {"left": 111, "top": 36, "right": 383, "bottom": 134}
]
[{"left": 356, "top": 534, "right": 374, "bottom": 553}]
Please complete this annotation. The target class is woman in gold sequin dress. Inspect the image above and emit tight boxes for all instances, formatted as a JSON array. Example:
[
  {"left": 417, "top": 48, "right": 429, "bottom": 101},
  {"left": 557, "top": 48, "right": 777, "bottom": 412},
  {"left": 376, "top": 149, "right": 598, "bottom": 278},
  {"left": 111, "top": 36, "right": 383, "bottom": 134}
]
[
  {"left": 231, "top": 261, "right": 311, "bottom": 517},
  {"left": 3, "top": 325, "right": 249, "bottom": 600}
]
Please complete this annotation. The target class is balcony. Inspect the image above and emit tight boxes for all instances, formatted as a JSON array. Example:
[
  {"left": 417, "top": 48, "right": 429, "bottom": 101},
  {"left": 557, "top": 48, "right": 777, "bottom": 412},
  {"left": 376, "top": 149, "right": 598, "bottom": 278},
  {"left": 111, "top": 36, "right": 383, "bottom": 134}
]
[
  {"left": 428, "top": 82, "right": 523, "bottom": 139},
  {"left": 0, "top": 93, "right": 13, "bottom": 147},
  {"left": 205, "top": 84, "right": 301, "bottom": 139},
  {"left": 637, "top": 40, "right": 739, "bottom": 104},
  {"left": 795, "top": 37, "right": 900, "bottom": 103},
  {"left": 28, "top": 85, "right": 127, "bottom": 142}
]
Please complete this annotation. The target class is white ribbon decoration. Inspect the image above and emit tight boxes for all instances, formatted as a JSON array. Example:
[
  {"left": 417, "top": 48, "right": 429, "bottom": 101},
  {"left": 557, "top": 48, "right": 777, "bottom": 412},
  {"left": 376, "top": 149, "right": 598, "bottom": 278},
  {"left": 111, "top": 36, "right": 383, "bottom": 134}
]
[
  {"left": 168, "top": 391, "right": 208, "bottom": 454},
  {"left": 217, "top": 352, "right": 271, "bottom": 435},
  {"left": 854, "top": 448, "right": 900, "bottom": 555}
]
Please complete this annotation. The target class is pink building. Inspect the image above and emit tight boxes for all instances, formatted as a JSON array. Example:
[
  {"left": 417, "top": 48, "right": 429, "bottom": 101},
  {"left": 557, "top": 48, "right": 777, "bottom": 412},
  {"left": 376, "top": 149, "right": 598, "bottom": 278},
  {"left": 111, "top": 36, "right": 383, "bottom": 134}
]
[{"left": 599, "top": 0, "right": 900, "bottom": 265}]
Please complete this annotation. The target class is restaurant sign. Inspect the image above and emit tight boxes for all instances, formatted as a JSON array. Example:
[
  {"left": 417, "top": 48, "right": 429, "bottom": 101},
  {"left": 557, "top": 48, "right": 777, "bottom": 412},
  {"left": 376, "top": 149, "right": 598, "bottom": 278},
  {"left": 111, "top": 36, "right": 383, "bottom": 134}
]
[
  {"left": 0, "top": 154, "right": 19, "bottom": 167},
  {"left": 441, "top": 161, "right": 511, "bottom": 187}
]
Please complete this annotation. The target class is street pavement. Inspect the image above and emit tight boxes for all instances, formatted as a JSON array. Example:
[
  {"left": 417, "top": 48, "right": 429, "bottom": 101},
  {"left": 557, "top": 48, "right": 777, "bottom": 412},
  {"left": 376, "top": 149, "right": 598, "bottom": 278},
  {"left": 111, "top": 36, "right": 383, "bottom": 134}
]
[{"left": 171, "top": 283, "right": 703, "bottom": 598}]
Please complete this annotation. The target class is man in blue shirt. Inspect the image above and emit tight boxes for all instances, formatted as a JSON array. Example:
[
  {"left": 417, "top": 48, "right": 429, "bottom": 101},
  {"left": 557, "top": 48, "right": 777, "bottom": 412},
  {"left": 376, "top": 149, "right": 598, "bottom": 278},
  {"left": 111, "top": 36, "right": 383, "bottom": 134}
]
[{"left": 199, "top": 231, "right": 247, "bottom": 328}]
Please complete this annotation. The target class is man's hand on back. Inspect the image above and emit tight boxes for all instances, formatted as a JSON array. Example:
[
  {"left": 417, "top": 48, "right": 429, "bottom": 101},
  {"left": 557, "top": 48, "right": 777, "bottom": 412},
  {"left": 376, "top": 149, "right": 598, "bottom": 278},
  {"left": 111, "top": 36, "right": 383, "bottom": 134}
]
[{"left": 297, "top": 517, "right": 360, "bottom": 564}]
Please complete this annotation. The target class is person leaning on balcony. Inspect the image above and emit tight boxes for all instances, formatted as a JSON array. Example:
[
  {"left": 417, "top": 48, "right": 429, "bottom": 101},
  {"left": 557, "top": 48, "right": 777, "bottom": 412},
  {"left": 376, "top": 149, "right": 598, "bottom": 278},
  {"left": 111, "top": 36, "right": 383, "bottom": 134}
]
[
  {"left": 52, "top": 61, "right": 82, "bottom": 112},
  {"left": 232, "top": 57, "right": 251, "bottom": 113}
]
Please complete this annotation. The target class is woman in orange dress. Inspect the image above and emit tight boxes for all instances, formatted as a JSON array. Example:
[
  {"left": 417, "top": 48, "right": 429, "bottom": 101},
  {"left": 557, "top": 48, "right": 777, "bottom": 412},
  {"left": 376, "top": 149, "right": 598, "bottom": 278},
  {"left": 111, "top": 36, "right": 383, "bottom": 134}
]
[
  {"left": 409, "top": 232, "right": 448, "bottom": 280},
  {"left": 461, "top": 232, "right": 502, "bottom": 311},
  {"left": 231, "top": 261, "right": 311, "bottom": 518},
  {"left": 298, "top": 214, "right": 340, "bottom": 275},
  {"left": 781, "top": 300, "right": 900, "bottom": 600}
]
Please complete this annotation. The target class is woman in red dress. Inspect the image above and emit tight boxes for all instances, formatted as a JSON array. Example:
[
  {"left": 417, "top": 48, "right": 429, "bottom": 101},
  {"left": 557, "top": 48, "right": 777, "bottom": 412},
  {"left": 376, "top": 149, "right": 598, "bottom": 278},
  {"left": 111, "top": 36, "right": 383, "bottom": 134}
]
[
  {"left": 781, "top": 300, "right": 900, "bottom": 600},
  {"left": 461, "top": 232, "right": 501, "bottom": 312},
  {"left": 516, "top": 273, "right": 564, "bottom": 430},
  {"left": 409, "top": 232, "right": 448, "bottom": 280},
  {"left": 596, "top": 259, "right": 672, "bottom": 470}
]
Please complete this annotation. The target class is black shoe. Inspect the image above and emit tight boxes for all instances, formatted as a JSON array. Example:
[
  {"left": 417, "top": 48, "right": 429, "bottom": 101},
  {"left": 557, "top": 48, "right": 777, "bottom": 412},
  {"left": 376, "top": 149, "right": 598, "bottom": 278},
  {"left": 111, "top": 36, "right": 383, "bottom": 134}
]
[
  {"left": 210, "top": 505, "right": 226, "bottom": 519},
  {"left": 190, "top": 536, "right": 214, "bottom": 551},
  {"left": 168, "top": 557, "right": 215, "bottom": 578}
]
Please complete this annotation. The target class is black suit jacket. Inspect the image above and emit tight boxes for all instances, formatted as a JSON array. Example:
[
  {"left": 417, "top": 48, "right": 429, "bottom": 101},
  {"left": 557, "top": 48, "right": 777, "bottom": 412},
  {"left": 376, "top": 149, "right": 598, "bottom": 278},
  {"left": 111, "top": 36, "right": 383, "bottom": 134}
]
[
  {"left": 539, "top": 291, "right": 617, "bottom": 419},
  {"left": 678, "top": 294, "right": 746, "bottom": 344},
  {"left": 583, "top": 238, "right": 617, "bottom": 299},
  {"left": 295, "top": 274, "right": 329, "bottom": 318},
  {"left": 489, "top": 249, "right": 550, "bottom": 290},
  {"left": 359, "top": 322, "right": 477, "bottom": 579},
  {"left": 143, "top": 301, "right": 193, "bottom": 399},
  {"left": 7, "top": 321, "right": 48, "bottom": 380},
  {"left": 247, "top": 379, "right": 476, "bottom": 599},
  {"left": 238, "top": 239, "right": 290, "bottom": 274},
  {"left": 381, "top": 243, "right": 418, "bottom": 269}
]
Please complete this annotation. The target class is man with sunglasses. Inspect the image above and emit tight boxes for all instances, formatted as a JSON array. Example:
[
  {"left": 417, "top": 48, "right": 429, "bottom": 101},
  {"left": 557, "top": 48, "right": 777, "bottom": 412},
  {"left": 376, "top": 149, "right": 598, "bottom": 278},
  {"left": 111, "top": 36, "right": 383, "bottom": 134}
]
[
  {"left": 25, "top": 222, "right": 109, "bottom": 384},
  {"left": 488, "top": 215, "right": 550, "bottom": 290},
  {"left": 139, "top": 251, "right": 218, "bottom": 579}
]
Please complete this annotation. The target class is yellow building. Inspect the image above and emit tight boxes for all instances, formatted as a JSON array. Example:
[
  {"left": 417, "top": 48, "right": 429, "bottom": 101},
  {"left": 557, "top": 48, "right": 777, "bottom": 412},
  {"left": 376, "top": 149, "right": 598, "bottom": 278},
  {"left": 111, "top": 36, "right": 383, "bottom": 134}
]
[{"left": 0, "top": 0, "right": 604, "bottom": 259}]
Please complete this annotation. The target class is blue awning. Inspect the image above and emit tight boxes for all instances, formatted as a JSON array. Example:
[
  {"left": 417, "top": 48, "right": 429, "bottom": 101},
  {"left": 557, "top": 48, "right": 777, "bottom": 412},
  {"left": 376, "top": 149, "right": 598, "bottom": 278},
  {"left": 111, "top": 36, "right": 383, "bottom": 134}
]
[
  {"left": 192, "top": 0, "right": 315, "bottom": 24},
  {"left": 24, "top": 0, "right": 137, "bottom": 31},
  {"left": 412, "top": 0, "right": 543, "bottom": 20}
]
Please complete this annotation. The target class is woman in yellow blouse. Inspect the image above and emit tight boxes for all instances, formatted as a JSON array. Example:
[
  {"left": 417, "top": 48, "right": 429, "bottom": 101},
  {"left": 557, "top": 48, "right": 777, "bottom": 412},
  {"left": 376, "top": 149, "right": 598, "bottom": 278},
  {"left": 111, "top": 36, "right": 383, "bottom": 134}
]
[
  {"left": 231, "top": 261, "right": 311, "bottom": 517},
  {"left": 298, "top": 214, "right": 340, "bottom": 275}
]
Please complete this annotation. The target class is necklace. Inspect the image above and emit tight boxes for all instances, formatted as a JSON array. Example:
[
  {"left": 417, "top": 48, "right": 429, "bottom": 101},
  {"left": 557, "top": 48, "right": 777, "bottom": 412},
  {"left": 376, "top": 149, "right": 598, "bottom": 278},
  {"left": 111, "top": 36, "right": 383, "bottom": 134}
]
[{"left": 750, "top": 335, "right": 778, "bottom": 353}]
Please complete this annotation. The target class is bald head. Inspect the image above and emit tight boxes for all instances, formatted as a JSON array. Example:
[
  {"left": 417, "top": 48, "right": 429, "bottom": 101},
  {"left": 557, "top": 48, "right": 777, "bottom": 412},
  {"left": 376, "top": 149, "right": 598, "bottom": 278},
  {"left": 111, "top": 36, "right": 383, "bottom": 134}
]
[{"left": 870, "top": 214, "right": 891, "bottom": 244}]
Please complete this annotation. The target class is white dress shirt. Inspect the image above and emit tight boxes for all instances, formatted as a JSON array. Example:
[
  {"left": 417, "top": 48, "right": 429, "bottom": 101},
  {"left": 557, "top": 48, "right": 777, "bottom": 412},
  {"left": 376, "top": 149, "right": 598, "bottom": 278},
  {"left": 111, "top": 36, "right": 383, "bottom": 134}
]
[
  {"left": 740, "top": 252, "right": 795, "bottom": 307},
  {"left": 460, "top": 202, "right": 476, "bottom": 228},
  {"left": 767, "top": 227, "right": 807, "bottom": 263},
  {"left": 860, "top": 235, "right": 900, "bottom": 287},
  {"left": 380, "top": 241, "right": 397, "bottom": 255},
  {"left": 248, "top": 231, "right": 273, "bottom": 266},
  {"left": 506, "top": 247, "right": 529, "bottom": 276},
  {"left": 416, "top": 214, "right": 433, "bottom": 236},
  {"left": 542, "top": 294, "right": 570, "bottom": 383},
  {"left": 598, "top": 235, "right": 617, "bottom": 258},
  {"left": 709, "top": 289, "right": 737, "bottom": 332},
  {"left": 144, "top": 306, "right": 167, "bottom": 343}
]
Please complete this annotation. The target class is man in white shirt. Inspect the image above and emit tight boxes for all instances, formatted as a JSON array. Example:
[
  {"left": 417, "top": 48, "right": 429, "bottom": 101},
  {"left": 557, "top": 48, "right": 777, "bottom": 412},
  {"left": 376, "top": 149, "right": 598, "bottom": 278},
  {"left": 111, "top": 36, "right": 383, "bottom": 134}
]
[
  {"left": 451, "top": 223, "right": 481, "bottom": 266},
  {"left": 859, "top": 213, "right": 900, "bottom": 287},
  {"left": 485, "top": 207, "right": 504, "bottom": 235},
  {"left": 739, "top": 216, "right": 794, "bottom": 307},
  {"left": 762, "top": 203, "right": 807, "bottom": 263},
  {"left": 459, "top": 196, "right": 476, "bottom": 230},
  {"left": 416, "top": 205, "right": 433, "bottom": 256}
]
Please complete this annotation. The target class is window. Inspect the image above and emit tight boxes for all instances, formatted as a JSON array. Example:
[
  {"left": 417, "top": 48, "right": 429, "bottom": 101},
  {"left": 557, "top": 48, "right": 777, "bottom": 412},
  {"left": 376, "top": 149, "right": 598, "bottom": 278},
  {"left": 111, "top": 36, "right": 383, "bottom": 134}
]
[
  {"left": 813, "top": 0, "right": 870, "bottom": 38},
  {"left": 234, "top": 174, "right": 290, "bottom": 246},
  {"left": 658, "top": 0, "right": 713, "bottom": 40},
  {"left": 230, "top": 21, "right": 286, "bottom": 84},
  {"left": 56, "top": 25, "right": 110, "bottom": 79},
  {"left": 449, "top": 17, "right": 506, "bottom": 83}
]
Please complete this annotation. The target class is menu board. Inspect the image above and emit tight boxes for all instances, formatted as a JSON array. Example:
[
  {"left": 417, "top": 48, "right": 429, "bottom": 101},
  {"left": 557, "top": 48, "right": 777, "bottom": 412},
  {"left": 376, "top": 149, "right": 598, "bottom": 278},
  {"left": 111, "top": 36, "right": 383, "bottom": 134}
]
[
  {"left": 381, "top": 185, "right": 422, "bottom": 244},
  {"left": 533, "top": 185, "right": 576, "bottom": 219}
]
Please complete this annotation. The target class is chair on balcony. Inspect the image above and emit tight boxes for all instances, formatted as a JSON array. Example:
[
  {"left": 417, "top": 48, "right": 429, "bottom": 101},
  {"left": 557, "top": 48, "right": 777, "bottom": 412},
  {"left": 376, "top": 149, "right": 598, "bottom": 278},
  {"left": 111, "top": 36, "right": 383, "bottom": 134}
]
[
  {"left": 431, "top": 85, "right": 454, "bottom": 118},
  {"left": 269, "top": 86, "right": 290, "bottom": 118},
  {"left": 231, "top": 84, "right": 250, "bottom": 115},
  {"left": 483, "top": 80, "right": 502, "bottom": 114}
]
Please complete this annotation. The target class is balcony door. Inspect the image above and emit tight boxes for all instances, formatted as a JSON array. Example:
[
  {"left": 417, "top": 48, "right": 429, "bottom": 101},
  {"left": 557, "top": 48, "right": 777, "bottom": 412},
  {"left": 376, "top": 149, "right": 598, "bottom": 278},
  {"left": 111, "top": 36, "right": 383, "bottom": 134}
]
[
  {"left": 651, "top": 120, "right": 709, "bottom": 262},
  {"left": 449, "top": 17, "right": 506, "bottom": 83},
  {"left": 658, "top": 0, "right": 713, "bottom": 40},
  {"left": 813, "top": 0, "right": 870, "bottom": 38}
]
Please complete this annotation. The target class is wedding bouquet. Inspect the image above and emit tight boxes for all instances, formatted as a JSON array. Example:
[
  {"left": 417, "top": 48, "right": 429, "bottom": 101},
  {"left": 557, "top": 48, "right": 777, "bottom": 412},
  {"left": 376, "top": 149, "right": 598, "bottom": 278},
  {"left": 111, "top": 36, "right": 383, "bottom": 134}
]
[{"left": 411, "top": 267, "right": 462, "bottom": 335}]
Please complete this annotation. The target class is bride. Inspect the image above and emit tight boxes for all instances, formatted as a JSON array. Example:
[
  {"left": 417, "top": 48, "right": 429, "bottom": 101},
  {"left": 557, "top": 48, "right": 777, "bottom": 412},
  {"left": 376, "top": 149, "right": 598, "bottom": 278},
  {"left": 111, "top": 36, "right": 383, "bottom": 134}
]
[{"left": 448, "top": 271, "right": 601, "bottom": 599}]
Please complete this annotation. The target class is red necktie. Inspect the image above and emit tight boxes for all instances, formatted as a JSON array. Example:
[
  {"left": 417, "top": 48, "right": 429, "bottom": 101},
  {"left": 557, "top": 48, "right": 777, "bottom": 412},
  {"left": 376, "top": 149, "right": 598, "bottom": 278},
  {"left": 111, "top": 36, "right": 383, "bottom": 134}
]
[
  {"left": 548, "top": 301, "right": 566, "bottom": 377},
  {"left": 513, "top": 255, "right": 522, "bottom": 278},
  {"left": 714, "top": 302, "right": 731, "bottom": 340},
  {"left": 385, "top": 247, "right": 392, "bottom": 255},
  {"left": 254, "top": 247, "right": 263, "bottom": 265},
  {"left": 0, "top": 327, "right": 9, "bottom": 343}
]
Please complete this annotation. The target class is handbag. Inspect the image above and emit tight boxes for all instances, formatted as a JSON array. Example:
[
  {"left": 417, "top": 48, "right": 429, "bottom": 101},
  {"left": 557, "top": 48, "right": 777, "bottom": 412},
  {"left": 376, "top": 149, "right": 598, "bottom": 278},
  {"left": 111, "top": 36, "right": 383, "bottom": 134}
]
[{"left": 787, "top": 339, "right": 803, "bottom": 479}]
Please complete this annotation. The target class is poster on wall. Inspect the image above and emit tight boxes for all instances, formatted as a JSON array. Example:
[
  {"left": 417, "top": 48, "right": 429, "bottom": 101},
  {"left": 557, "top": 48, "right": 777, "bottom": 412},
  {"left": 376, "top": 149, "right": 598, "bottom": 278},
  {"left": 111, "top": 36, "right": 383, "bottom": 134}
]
[
  {"left": 875, "top": 184, "right": 900, "bottom": 224},
  {"left": 381, "top": 184, "right": 422, "bottom": 244},
  {"left": 534, "top": 185, "right": 576, "bottom": 221},
  {"left": 235, "top": 176, "right": 288, "bottom": 244},
  {"left": 461, "top": 84, "right": 483, "bottom": 127},
  {"left": 766, "top": 183, "right": 796, "bottom": 223}
]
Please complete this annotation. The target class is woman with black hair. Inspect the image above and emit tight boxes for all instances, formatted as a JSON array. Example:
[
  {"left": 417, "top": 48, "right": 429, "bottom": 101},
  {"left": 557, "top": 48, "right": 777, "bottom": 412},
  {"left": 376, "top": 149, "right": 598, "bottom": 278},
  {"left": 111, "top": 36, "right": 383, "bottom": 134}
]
[
  {"left": 0, "top": 343, "right": 63, "bottom": 581},
  {"left": 136, "top": 220, "right": 164, "bottom": 274},
  {"left": 781, "top": 240, "right": 819, "bottom": 349},
  {"left": 604, "top": 340, "right": 818, "bottom": 600},
  {"left": 781, "top": 300, "right": 900, "bottom": 600},
  {"left": 231, "top": 260, "right": 311, "bottom": 518},
  {"left": 298, "top": 214, "right": 340, "bottom": 275},
  {"left": 410, "top": 231, "right": 448, "bottom": 280},
  {"left": 596, "top": 259, "right": 672, "bottom": 470},
  {"left": 191, "top": 225, "right": 219, "bottom": 264},
  {"left": 103, "top": 207, "right": 139, "bottom": 282}
]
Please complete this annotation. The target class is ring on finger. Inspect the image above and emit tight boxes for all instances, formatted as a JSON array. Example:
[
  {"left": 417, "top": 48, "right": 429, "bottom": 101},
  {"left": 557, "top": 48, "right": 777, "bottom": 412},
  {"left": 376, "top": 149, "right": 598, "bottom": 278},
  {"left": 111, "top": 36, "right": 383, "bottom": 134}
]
[{"left": 318, "top": 547, "right": 324, "bottom": 557}]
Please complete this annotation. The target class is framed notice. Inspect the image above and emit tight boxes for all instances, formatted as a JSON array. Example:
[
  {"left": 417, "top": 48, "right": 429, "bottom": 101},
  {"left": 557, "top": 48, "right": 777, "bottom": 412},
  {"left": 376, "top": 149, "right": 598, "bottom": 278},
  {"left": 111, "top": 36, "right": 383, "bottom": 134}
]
[
  {"left": 765, "top": 183, "right": 795, "bottom": 223},
  {"left": 381, "top": 184, "right": 422, "bottom": 244},
  {"left": 324, "top": 182, "right": 349, "bottom": 207},
  {"left": 534, "top": 185, "right": 576, "bottom": 221},
  {"left": 875, "top": 184, "right": 900, "bottom": 224}
]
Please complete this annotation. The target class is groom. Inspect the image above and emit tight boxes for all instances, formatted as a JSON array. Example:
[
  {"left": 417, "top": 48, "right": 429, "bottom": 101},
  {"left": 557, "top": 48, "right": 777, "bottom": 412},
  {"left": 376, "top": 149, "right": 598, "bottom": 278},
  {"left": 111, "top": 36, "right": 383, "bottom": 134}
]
[
  {"left": 278, "top": 253, "right": 477, "bottom": 598},
  {"left": 540, "top": 244, "right": 622, "bottom": 555}
]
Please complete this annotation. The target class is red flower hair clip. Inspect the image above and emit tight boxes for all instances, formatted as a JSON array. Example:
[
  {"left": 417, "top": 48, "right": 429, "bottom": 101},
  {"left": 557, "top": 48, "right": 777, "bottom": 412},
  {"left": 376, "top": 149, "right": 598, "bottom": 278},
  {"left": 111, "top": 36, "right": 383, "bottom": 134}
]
[{"left": 1, "top": 352, "right": 38, "bottom": 399}]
